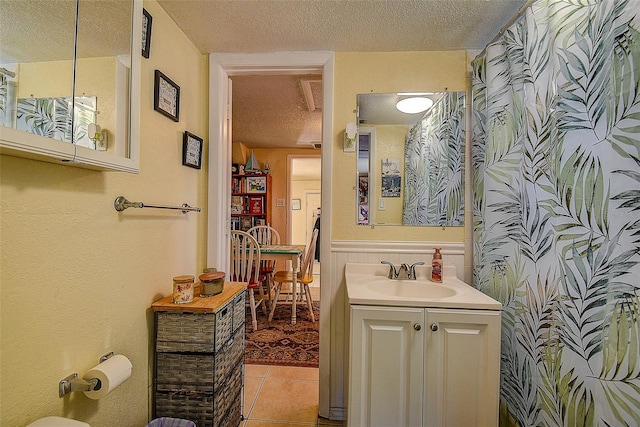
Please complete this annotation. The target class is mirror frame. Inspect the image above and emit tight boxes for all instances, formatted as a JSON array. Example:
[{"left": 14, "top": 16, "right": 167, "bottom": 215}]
[{"left": 0, "top": 0, "right": 141, "bottom": 173}]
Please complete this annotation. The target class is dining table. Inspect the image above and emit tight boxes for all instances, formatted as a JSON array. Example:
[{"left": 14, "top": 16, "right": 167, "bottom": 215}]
[{"left": 259, "top": 244, "right": 305, "bottom": 325}]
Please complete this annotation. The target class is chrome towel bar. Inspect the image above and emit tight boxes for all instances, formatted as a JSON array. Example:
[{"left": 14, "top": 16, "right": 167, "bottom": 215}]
[{"left": 114, "top": 196, "right": 201, "bottom": 214}]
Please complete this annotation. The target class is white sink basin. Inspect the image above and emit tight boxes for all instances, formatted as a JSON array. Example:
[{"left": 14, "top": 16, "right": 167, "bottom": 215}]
[
  {"left": 363, "top": 278, "right": 457, "bottom": 299},
  {"left": 345, "top": 263, "right": 501, "bottom": 309}
]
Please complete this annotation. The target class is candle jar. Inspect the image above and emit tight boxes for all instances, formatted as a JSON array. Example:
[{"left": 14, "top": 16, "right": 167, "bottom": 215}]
[
  {"left": 199, "top": 271, "right": 225, "bottom": 297},
  {"left": 172, "top": 275, "right": 194, "bottom": 304}
]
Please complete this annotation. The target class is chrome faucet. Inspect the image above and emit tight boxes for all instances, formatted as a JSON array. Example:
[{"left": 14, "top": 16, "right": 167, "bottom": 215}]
[{"left": 381, "top": 261, "right": 425, "bottom": 280}]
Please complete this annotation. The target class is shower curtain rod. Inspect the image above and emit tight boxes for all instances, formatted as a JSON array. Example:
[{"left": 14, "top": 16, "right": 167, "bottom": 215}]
[{"left": 477, "top": 0, "right": 538, "bottom": 58}]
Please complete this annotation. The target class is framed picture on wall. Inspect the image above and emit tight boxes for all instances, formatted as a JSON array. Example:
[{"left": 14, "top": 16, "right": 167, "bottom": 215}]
[
  {"left": 291, "top": 198, "right": 301, "bottom": 210},
  {"left": 154, "top": 70, "right": 180, "bottom": 121},
  {"left": 182, "top": 131, "right": 203, "bottom": 169},
  {"left": 381, "top": 158, "right": 401, "bottom": 197},
  {"left": 142, "top": 8, "right": 152, "bottom": 58},
  {"left": 246, "top": 176, "right": 267, "bottom": 193}
]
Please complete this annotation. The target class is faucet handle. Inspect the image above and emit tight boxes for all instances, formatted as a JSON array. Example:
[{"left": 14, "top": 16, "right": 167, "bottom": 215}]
[
  {"left": 381, "top": 261, "right": 398, "bottom": 279},
  {"left": 408, "top": 262, "right": 425, "bottom": 279}
]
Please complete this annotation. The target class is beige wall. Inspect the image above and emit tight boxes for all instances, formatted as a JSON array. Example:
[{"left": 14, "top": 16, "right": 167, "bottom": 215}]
[
  {"left": 373, "top": 124, "right": 407, "bottom": 225},
  {"left": 0, "top": 1, "right": 208, "bottom": 426},
  {"left": 17, "top": 60, "right": 74, "bottom": 97},
  {"left": 332, "top": 51, "right": 467, "bottom": 242}
]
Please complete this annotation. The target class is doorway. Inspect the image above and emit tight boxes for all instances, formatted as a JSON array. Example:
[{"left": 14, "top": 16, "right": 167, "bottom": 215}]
[
  {"left": 289, "top": 156, "right": 321, "bottom": 245},
  {"left": 289, "top": 155, "right": 322, "bottom": 293},
  {"left": 207, "top": 52, "right": 334, "bottom": 418}
]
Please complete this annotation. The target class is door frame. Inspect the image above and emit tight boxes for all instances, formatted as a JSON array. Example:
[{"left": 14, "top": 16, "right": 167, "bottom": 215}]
[{"left": 207, "top": 52, "right": 334, "bottom": 418}]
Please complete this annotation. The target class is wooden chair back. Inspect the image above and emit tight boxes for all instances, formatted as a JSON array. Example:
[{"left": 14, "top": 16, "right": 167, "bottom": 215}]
[
  {"left": 298, "top": 228, "right": 319, "bottom": 283},
  {"left": 229, "top": 230, "right": 261, "bottom": 284},
  {"left": 247, "top": 225, "right": 281, "bottom": 246}
]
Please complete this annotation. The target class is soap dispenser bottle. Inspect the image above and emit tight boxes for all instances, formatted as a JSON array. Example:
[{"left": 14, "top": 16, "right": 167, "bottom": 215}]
[{"left": 431, "top": 247, "right": 442, "bottom": 282}]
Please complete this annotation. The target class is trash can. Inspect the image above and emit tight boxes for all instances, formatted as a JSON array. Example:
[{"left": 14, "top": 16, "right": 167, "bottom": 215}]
[{"left": 146, "top": 417, "right": 196, "bottom": 427}]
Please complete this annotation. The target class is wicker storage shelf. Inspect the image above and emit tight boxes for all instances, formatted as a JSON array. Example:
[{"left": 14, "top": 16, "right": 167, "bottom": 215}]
[
  {"left": 156, "top": 328, "right": 244, "bottom": 392},
  {"left": 152, "top": 283, "right": 246, "bottom": 427},
  {"left": 154, "top": 365, "right": 242, "bottom": 427}
]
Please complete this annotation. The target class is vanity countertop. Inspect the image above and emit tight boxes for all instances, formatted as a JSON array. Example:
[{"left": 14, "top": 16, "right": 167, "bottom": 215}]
[
  {"left": 152, "top": 281, "right": 245, "bottom": 313},
  {"left": 345, "top": 263, "right": 501, "bottom": 310}
]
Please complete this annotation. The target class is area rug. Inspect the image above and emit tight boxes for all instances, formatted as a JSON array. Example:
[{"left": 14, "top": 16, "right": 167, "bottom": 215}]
[{"left": 244, "top": 301, "right": 319, "bottom": 368}]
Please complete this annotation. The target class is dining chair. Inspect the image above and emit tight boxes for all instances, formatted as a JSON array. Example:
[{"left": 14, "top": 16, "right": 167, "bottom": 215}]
[
  {"left": 247, "top": 225, "right": 281, "bottom": 246},
  {"left": 247, "top": 225, "right": 281, "bottom": 307},
  {"left": 229, "top": 230, "right": 266, "bottom": 331},
  {"left": 268, "top": 228, "right": 319, "bottom": 323}
]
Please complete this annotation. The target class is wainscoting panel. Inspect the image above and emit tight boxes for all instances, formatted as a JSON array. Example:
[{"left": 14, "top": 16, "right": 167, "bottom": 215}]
[{"left": 324, "top": 240, "right": 465, "bottom": 419}]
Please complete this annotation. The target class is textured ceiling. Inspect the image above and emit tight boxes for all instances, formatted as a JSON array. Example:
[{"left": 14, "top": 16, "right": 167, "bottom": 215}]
[
  {"left": 230, "top": 74, "right": 323, "bottom": 149},
  {"left": 157, "top": 0, "right": 527, "bottom": 151},
  {"left": 157, "top": 0, "right": 527, "bottom": 54}
]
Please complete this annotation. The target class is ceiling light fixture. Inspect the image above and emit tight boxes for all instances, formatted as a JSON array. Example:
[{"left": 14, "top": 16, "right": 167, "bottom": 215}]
[{"left": 396, "top": 97, "right": 433, "bottom": 114}]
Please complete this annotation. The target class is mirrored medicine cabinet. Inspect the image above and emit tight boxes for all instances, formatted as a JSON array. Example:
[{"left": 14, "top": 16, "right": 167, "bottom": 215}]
[
  {"left": 356, "top": 91, "right": 465, "bottom": 227},
  {"left": 0, "top": 0, "right": 141, "bottom": 173}
]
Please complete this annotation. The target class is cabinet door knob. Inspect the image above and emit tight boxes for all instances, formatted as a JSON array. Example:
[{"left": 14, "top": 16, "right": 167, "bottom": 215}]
[
  {"left": 413, "top": 323, "right": 421, "bottom": 331},
  {"left": 430, "top": 323, "right": 439, "bottom": 332}
]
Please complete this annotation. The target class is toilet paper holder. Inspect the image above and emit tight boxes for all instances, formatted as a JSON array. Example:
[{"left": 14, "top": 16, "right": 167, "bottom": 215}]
[
  {"left": 58, "top": 352, "right": 114, "bottom": 398},
  {"left": 58, "top": 373, "right": 99, "bottom": 397}
]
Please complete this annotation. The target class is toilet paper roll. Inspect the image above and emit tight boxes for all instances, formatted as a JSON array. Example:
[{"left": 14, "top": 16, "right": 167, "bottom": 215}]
[{"left": 83, "top": 354, "right": 132, "bottom": 400}]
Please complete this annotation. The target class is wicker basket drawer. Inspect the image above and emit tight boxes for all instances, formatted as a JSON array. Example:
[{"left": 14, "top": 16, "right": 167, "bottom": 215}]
[
  {"left": 214, "top": 365, "right": 243, "bottom": 425},
  {"left": 231, "top": 293, "right": 245, "bottom": 333},
  {"left": 156, "top": 304, "right": 234, "bottom": 353},
  {"left": 219, "top": 391, "right": 243, "bottom": 427},
  {"left": 155, "top": 366, "right": 242, "bottom": 427},
  {"left": 156, "top": 329, "right": 244, "bottom": 392}
]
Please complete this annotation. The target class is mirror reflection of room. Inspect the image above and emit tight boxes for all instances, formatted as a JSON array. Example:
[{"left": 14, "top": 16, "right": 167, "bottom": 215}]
[
  {"left": 357, "top": 131, "right": 371, "bottom": 224},
  {"left": 357, "top": 91, "right": 465, "bottom": 227},
  {"left": 0, "top": 0, "right": 134, "bottom": 155}
]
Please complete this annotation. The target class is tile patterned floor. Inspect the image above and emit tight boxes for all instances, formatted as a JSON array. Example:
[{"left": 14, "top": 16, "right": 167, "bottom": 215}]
[{"left": 243, "top": 364, "right": 343, "bottom": 426}]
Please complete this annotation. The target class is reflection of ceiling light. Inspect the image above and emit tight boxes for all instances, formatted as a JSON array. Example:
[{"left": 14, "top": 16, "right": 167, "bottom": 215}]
[{"left": 396, "top": 97, "right": 433, "bottom": 114}]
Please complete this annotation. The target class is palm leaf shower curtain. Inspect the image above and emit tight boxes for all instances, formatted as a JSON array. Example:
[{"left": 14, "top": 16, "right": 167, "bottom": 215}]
[
  {"left": 472, "top": 0, "right": 640, "bottom": 425},
  {"left": 403, "top": 91, "right": 465, "bottom": 225}
]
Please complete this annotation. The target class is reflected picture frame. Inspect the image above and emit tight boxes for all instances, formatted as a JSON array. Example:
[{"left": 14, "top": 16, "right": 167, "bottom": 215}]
[
  {"left": 154, "top": 70, "right": 180, "bottom": 122},
  {"left": 142, "top": 8, "right": 152, "bottom": 58}
]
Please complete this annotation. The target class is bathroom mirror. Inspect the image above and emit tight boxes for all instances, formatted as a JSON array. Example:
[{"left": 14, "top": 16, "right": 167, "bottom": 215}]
[
  {"left": 0, "top": 0, "right": 141, "bottom": 173},
  {"left": 357, "top": 92, "right": 465, "bottom": 227}
]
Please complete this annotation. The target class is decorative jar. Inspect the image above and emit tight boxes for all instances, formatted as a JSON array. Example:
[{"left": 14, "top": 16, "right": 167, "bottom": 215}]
[
  {"left": 199, "top": 271, "right": 225, "bottom": 297},
  {"left": 172, "top": 275, "right": 194, "bottom": 304}
]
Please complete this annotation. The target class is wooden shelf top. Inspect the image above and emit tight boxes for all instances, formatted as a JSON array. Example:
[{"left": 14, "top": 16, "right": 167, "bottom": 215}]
[{"left": 152, "top": 281, "right": 246, "bottom": 313}]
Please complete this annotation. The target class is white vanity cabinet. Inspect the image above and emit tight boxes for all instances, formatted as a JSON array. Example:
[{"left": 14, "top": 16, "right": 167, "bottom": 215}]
[
  {"left": 349, "top": 306, "right": 425, "bottom": 426},
  {"left": 423, "top": 308, "right": 501, "bottom": 426},
  {"left": 348, "top": 305, "right": 501, "bottom": 427}
]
